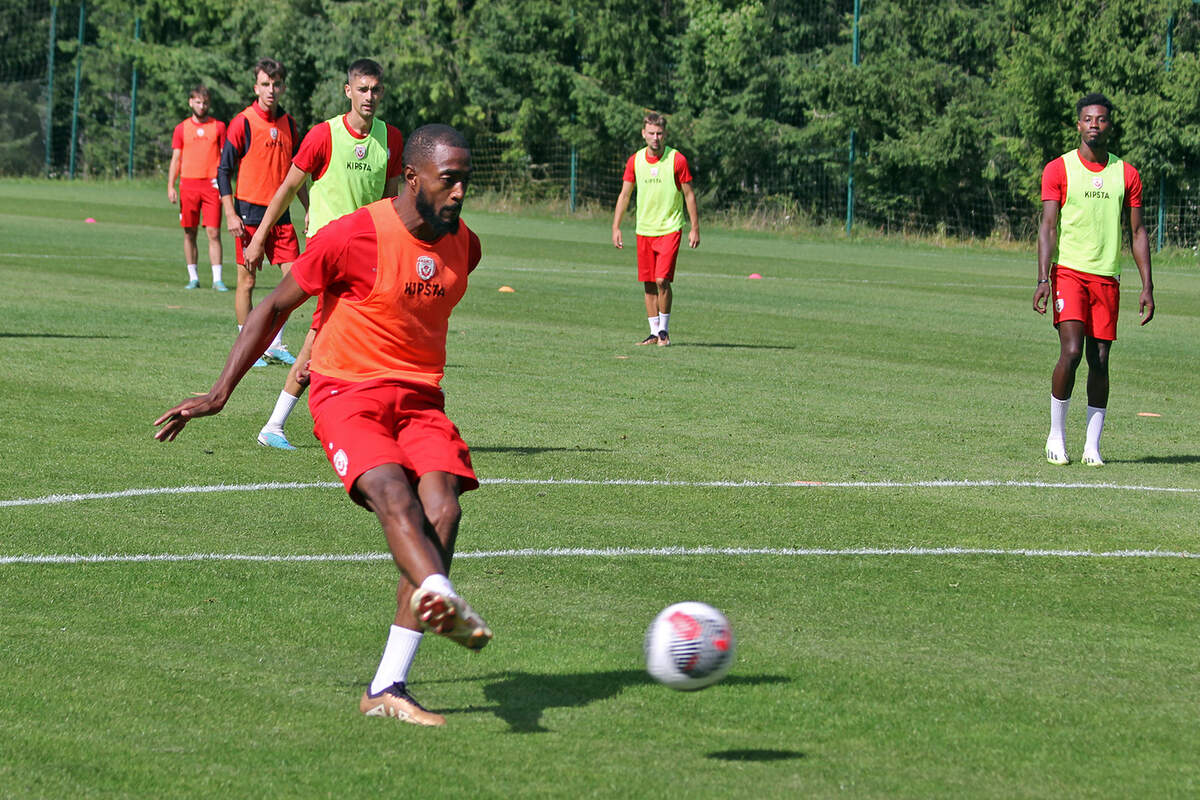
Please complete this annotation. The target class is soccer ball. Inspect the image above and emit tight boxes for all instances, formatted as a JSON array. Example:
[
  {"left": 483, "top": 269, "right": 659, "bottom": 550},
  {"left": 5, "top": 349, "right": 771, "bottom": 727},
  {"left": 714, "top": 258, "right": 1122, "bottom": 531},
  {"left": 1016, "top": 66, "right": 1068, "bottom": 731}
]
[{"left": 644, "top": 601, "right": 735, "bottom": 691}]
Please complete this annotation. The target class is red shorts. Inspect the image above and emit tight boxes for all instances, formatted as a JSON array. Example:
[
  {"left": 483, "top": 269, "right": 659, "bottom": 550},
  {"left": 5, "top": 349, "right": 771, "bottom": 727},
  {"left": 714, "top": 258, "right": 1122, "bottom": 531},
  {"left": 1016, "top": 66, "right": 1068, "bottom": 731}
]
[
  {"left": 1051, "top": 264, "right": 1120, "bottom": 341},
  {"left": 636, "top": 231, "right": 682, "bottom": 282},
  {"left": 308, "top": 374, "right": 478, "bottom": 502},
  {"left": 179, "top": 178, "right": 220, "bottom": 228},
  {"left": 235, "top": 223, "right": 300, "bottom": 266}
]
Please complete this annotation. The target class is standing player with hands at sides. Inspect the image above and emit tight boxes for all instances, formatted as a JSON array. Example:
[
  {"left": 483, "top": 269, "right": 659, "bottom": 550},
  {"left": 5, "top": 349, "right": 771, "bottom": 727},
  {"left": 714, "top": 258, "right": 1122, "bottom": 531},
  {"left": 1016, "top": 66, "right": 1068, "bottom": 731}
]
[
  {"left": 218, "top": 57, "right": 303, "bottom": 368},
  {"left": 1034, "top": 92, "right": 1154, "bottom": 467},
  {"left": 612, "top": 111, "right": 700, "bottom": 347},
  {"left": 167, "top": 85, "right": 227, "bottom": 291},
  {"left": 155, "top": 125, "right": 490, "bottom": 728},
  {"left": 244, "top": 58, "right": 404, "bottom": 450}
]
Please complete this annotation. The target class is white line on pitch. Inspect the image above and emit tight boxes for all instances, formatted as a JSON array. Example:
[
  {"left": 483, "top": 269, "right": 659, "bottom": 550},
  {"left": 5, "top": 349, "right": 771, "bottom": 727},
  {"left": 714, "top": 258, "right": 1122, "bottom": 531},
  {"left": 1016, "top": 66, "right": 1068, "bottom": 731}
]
[
  {"left": 3, "top": 477, "right": 1199, "bottom": 508},
  {"left": 2, "top": 546, "right": 1198, "bottom": 566}
]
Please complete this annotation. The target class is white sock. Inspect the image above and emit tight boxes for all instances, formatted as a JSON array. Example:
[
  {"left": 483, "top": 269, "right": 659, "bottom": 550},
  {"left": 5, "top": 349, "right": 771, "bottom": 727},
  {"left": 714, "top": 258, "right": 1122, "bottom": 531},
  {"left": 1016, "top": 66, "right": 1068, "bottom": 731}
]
[
  {"left": 268, "top": 321, "right": 286, "bottom": 351},
  {"left": 658, "top": 312, "right": 670, "bottom": 334},
  {"left": 1048, "top": 395, "right": 1070, "bottom": 449},
  {"left": 237, "top": 324, "right": 243, "bottom": 333},
  {"left": 211, "top": 264, "right": 223, "bottom": 283},
  {"left": 263, "top": 390, "right": 299, "bottom": 434},
  {"left": 1084, "top": 405, "right": 1106, "bottom": 456},
  {"left": 420, "top": 573, "right": 456, "bottom": 598},
  {"left": 186, "top": 264, "right": 199, "bottom": 281},
  {"left": 648, "top": 316, "right": 660, "bottom": 336},
  {"left": 369, "top": 625, "right": 423, "bottom": 695}
]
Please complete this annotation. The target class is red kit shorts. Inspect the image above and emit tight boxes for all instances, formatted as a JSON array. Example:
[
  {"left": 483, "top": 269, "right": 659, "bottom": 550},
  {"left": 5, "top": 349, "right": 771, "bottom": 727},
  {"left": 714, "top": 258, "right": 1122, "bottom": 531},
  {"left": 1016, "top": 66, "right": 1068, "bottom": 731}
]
[
  {"left": 179, "top": 178, "right": 220, "bottom": 228},
  {"left": 636, "top": 230, "right": 682, "bottom": 282},
  {"left": 1051, "top": 264, "right": 1120, "bottom": 341},
  {"left": 235, "top": 223, "right": 300, "bottom": 266},
  {"left": 308, "top": 374, "right": 479, "bottom": 503}
]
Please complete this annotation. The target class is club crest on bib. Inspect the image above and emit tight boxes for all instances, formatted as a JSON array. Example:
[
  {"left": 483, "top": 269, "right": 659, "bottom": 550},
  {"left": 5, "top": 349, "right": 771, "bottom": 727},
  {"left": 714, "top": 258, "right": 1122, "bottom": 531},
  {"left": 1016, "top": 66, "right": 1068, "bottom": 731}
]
[
  {"left": 416, "top": 256, "right": 436, "bottom": 281},
  {"left": 1093, "top": 176, "right": 1103, "bottom": 189},
  {"left": 270, "top": 127, "right": 279, "bottom": 141},
  {"left": 650, "top": 167, "right": 659, "bottom": 177},
  {"left": 196, "top": 127, "right": 205, "bottom": 137},
  {"left": 354, "top": 143, "right": 367, "bottom": 160}
]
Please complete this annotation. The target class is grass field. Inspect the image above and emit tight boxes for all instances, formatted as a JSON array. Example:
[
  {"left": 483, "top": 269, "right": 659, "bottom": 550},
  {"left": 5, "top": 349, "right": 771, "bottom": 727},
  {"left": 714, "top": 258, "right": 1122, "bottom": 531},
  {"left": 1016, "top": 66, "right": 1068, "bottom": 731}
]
[{"left": 1, "top": 177, "right": 1198, "bottom": 799}]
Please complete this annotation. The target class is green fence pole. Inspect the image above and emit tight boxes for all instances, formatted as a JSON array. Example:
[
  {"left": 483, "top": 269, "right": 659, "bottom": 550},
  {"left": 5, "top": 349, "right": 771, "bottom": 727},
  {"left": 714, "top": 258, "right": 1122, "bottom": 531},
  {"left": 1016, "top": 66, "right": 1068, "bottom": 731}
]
[
  {"left": 845, "top": 0, "right": 860, "bottom": 234},
  {"left": 68, "top": 1, "right": 85, "bottom": 180},
  {"left": 569, "top": 145, "right": 577, "bottom": 213},
  {"left": 1158, "top": 13, "right": 1174, "bottom": 251},
  {"left": 128, "top": 17, "right": 140, "bottom": 179},
  {"left": 44, "top": 3, "right": 58, "bottom": 176}
]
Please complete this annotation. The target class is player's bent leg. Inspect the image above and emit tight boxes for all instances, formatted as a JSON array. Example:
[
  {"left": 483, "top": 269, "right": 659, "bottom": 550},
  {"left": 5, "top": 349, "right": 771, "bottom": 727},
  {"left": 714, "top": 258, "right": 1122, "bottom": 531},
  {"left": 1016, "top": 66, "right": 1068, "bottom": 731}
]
[
  {"left": 359, "top": 682, "right": 446, "bottom": 726},
  {"left": 235, "top": 263, "right": 256, "bottom": 326}
]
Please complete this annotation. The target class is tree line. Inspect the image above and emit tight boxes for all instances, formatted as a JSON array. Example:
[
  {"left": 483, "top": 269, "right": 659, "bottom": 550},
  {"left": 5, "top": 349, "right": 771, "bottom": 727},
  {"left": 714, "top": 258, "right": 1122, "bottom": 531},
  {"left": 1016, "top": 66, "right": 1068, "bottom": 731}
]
[{"left": 18, "top": 0, "right": 1200, "bottom": 236}]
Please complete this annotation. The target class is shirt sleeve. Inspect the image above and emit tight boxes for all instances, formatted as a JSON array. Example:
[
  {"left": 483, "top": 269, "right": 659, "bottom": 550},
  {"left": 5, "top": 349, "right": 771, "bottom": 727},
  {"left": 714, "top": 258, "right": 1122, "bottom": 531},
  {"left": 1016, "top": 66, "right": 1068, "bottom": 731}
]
[
  {"left": 622, "top": 154, "right": 636, "bottom": 183},
  {"left": 467, "top": 230, "right": 482, "bottom": 274},
  {"left": 386, "top": 124, "right": 404, "bottom": 180},
  {"left": 218, "top": 115, "right": 249, "bottom": 198},
  {"left": 1124, "top": 163, "right": 1143, "bottom": 208},
  {"left": 290, "top": 208, "right": 378, "bottom": 301},
  {"left": 1040, "top": 158, "right": 1066, "bottom": 205},
  {"left": 293, "top": 122, "right": 331, "bottom": 179},
  {"left": 674, "top": 151, "right": 692, "bottom": 190},
  {"left": 171, "top": 122, "right": 184, "bottom": 150}
]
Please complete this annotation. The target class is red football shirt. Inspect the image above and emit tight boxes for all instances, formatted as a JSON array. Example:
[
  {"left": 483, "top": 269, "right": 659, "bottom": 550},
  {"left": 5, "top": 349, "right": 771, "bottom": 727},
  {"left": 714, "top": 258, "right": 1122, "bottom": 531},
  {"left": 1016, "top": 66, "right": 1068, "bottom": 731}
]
[
  {"left": 293, "top": 115, "right": 404, "bottom": 182},
  {"left": 622, "top": 149, "right": 692, "bottom": 190}
]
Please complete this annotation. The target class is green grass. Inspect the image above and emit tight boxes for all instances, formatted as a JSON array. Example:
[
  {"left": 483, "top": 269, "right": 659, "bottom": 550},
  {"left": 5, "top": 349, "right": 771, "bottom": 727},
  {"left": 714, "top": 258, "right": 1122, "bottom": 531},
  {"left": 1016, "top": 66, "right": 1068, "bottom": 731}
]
[{"left": 1, "top": 178, "right": 1198, "bottom": 799}]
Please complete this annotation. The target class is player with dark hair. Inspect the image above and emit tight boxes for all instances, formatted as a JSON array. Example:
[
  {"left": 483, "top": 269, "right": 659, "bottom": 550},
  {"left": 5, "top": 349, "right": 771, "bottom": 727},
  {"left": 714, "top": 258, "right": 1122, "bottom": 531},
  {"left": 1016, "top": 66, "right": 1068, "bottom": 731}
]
[
  {"left": 218, "top": 57, "right": 303, "bottom": 367},
  {"left": 167, "top": 85, "right": 227, "bottom": 291},
  {"left": 1034, "top": 92, "right": 1154, "bottom": 466},
  {"left": 155, "top": 123, "right": 490, "bottom": 727},
  {"left": 612, "top": 111, "right": 700, "bottom": 346},
  {"left": 244, "top": 58, "right": 404, "bottom": 450}
]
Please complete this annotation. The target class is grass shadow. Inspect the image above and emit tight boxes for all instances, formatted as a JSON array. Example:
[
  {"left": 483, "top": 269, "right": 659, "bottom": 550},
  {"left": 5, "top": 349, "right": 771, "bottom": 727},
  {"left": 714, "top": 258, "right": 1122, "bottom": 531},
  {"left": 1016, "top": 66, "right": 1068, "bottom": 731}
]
[
  {"left": 0, "top": 332, "right": 126, "bottom": 339},
  {"left": 1110, "top": 454, "right": 1200, "bottom": 465},
  {"left": 472, "top": 446, "right": 613, "bottom": 455},
  {"left": 708, "top": 748, "right": 806, "bottom": 762},
  {"left": 451, "top": 670, "right": 789, "bottom": 733},
  {"left": 673, "top": 342, "right": 795, "bottom": 350}
]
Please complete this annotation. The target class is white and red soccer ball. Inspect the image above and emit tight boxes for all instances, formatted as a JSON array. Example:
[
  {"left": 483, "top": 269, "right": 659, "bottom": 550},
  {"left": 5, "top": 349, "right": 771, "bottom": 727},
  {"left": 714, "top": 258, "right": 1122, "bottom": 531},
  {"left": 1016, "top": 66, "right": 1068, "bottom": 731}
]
[{"left": 644, "top": 602, "right": 735, "bottom": 691}]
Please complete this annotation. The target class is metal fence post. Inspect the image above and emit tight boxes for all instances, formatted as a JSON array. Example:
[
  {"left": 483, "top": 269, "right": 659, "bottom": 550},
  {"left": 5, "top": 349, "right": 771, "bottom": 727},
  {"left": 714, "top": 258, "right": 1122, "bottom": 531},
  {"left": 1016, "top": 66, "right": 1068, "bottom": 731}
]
[
  {"left": 68, "top": 1, "right": 85, "bottom": 179},
  {"left": 45, "top": 3, "right": 58, "bottom": 176},
  {"left": 128, "top": 17, "right": 140, "bottom": 179},
  {"left": 845, "top": 0, "right": 861, "bottom": 235}
]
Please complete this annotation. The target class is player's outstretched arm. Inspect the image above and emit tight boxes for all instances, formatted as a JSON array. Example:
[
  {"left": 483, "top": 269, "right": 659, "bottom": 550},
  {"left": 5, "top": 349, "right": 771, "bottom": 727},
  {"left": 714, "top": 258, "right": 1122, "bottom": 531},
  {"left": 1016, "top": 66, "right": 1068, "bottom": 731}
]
[
  {"left": 245, "top": 164, "right": 309, "bottom": 270},
  {"left": 155, "top": 274, "right": 311, "bottom": 441},
  {"left": 1127, "top": 206, "right": 1155, "bottom": 325},
  {"left": 1033, "top": 200, "right": 1059, "bottom": 314}
]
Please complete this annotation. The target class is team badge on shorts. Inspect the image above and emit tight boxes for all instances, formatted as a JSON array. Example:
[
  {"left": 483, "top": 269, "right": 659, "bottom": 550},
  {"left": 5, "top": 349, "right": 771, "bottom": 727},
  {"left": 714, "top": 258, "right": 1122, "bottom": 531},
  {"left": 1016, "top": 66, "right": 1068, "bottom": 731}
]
[
  {"left": 1055, "top": 298, "right": 1065, "bottom": 312},
  {"left": 333, "top": 448, "right": 349, "bottom": 477},
  {"left": 354, "top": 143, "right": 367, "bottom": 159},
  {"left": 416, "top": 256, "right": 436, "bottom": 281}
]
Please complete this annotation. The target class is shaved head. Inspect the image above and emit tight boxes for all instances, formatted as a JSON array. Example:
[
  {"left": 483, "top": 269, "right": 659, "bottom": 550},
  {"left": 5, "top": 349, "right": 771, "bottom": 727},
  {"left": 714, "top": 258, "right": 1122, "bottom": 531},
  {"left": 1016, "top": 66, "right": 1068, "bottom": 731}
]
[{"left": 402, "top": 124, "right": 469, "bottom": 169}]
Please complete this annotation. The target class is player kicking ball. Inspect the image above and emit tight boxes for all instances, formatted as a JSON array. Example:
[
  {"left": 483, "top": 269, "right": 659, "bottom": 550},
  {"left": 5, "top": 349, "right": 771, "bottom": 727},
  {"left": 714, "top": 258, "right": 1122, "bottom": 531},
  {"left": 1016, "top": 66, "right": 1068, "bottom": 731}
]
[{"left": 156, "top": 125, "right": 491, "bottom": 727}]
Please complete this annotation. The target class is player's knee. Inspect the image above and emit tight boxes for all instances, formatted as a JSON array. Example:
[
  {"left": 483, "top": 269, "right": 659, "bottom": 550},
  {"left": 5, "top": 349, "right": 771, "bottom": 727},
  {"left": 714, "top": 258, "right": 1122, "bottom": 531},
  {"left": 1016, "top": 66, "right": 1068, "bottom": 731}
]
[{"left": 423, "top": 495, "right": 462, "bottom": 537}]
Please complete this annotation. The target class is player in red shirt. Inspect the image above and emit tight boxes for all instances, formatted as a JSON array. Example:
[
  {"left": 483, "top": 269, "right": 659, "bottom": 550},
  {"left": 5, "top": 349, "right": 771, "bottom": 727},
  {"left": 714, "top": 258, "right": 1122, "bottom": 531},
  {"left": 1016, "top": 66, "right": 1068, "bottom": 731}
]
[
  {"left": 155, "top": 125, "right": 489, "bottom": 728},
  {"left": 218, "top": 58, "right": 302, "bottom": 366},
  {"left": 167, "top": 85, "right": 227, "bottom": 291}
]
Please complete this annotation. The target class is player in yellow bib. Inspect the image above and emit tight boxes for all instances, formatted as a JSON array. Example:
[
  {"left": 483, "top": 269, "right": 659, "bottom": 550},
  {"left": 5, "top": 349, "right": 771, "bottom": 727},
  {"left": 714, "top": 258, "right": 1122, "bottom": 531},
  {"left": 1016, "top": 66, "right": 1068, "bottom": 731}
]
[
  {"left": 243, "top": 59, "right": 404, "bottom": 450},
  {"left": 612, "top": 112, "right": 700, "bottom": 346},
  {"left": 1033, "top": 93, "right": 1154, "bottom": 467}
]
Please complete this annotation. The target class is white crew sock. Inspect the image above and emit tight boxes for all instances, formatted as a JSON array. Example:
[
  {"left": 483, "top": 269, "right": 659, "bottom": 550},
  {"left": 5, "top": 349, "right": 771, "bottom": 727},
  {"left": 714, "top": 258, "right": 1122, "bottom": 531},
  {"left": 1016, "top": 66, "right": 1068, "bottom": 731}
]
[
  {"left": 420, "top": 573, "right": 457, "bottom": 598},
  {"left": 263, "top": 390, "right": 300, "bottom": 434},
  {"left": 1084, "top": 405, "right": 1106, "bottom": 457},
  {"left": 186, "top": 264, "right": 199, "bottom": 281},
  {"left": 369, "top": 625, "right": 423, "bottom": 695},
  {"left": 1048, "top": 395, "right": 1070, "bottom": 449},
  {"left": 648, "top": 316, "right": 660, "bottom": 336},
  {"left": 658, "top": 312, "right": 670, "bottom": 334},
  {"left": 211, "top": 264, "right": 223, "bottom": 283}
]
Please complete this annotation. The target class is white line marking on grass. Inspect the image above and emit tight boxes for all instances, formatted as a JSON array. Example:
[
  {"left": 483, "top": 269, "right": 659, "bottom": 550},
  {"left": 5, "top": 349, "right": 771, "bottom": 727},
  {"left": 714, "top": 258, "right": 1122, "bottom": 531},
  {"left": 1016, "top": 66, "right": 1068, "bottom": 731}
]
[
  {"left": 3, "top": 546, "right": 1198, "bottom": 566},
  {"left": 3, "top": 477, "right": 1198, "bottom": 508}
]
